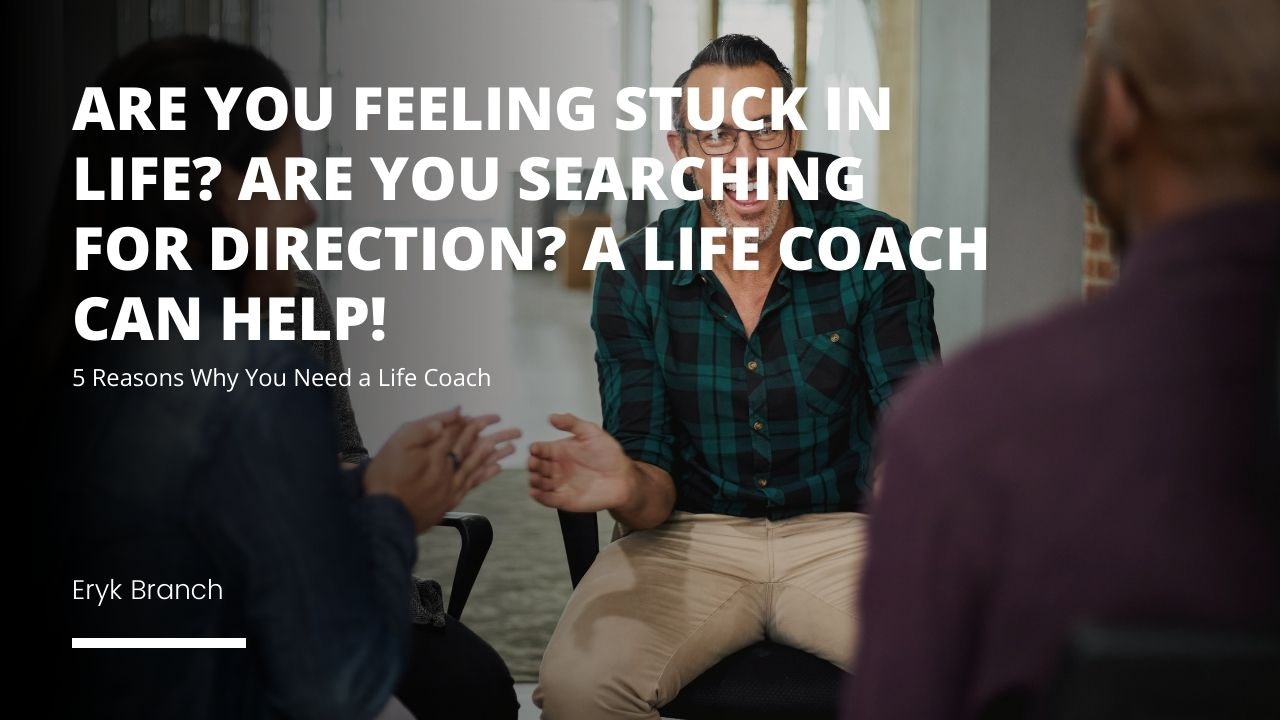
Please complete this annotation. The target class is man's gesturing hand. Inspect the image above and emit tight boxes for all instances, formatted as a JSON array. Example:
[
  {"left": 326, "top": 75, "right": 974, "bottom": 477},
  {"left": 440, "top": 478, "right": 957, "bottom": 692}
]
[{"left": 527, "top": 413, "right": 635, "bottom": 513}]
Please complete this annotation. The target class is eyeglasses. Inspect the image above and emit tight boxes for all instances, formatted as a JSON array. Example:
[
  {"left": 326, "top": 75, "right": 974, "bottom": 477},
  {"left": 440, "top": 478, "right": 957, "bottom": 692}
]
[{"left": 680, "top": 125, "right": 789, "bottom": 155}]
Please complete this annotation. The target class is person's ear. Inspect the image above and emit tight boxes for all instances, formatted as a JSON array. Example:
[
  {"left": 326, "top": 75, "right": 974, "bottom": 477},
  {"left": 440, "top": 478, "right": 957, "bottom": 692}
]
[
  {"left": 666, "top": 130, "right": 688, "bottom": 161},
  {"left": 1099, "top": 67, "right": 1141, "bottom": 162}
]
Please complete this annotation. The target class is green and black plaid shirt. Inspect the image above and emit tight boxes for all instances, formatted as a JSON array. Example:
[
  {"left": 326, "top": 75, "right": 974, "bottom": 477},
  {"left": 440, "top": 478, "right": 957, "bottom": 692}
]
[{"left": 592, "top": 193, "right": 940, "bottom": 519}]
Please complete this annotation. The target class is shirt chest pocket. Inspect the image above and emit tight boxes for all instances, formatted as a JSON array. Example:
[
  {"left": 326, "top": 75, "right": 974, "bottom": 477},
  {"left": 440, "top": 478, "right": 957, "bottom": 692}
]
[{"left": 796, "top": 328, "right": 858, "bottom": 415}]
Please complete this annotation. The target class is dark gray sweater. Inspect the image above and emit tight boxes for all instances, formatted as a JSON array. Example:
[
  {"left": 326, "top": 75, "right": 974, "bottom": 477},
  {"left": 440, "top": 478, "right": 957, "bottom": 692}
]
[
  {"left": 296, "top": 270, "right": 447, "bottom": 626},
  {"left": 295, "top": 270, "right": 369, "bottom": 464}
]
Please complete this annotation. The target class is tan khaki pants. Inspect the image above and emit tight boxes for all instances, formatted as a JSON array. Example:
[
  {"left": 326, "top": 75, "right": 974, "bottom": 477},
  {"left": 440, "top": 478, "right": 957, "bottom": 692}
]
[{"left": 534, "top": 511, "right": 868, "bottom": 719}]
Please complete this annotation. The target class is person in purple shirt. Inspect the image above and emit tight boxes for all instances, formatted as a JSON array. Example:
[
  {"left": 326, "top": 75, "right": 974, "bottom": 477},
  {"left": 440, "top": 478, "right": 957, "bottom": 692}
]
[{"left": 844, "top": 1, "right": 1280, "bottom": 718}]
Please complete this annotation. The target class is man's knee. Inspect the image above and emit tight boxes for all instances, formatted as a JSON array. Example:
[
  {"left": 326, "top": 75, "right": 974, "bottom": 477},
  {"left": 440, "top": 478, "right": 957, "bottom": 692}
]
[{"left": 535, "top": 642, "right": 655, "bottom": 719}]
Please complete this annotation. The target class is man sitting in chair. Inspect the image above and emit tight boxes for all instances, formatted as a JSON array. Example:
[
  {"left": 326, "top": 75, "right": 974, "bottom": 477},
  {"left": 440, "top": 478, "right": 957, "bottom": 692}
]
[{"left": 526, "top": 34, "right": 939, "bottom": 720}]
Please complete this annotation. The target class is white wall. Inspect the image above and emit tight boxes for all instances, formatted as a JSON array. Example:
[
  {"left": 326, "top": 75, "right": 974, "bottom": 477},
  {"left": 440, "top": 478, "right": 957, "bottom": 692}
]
[
  {"left": 330, "top": 0, "right": 623, "bottom": 452},
  {"left": 915, "top": 0, "right": 1088, "bottom": 352},
  {"left": 916, "top": 0, "right": 989, "bottom": 353},
  {"left": 983, "top": 0, "right": 1085, "bottom": 331}
]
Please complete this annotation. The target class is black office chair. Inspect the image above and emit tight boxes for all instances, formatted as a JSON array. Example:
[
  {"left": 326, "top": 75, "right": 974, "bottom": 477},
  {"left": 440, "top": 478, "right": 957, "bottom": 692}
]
[
  {"left": 556, "top": 510, "right": 847, "bottom": 720},
  {"left": 1039, "top": 623, "right": 1280, "bottom": 720},
  {"left": 429, "top": 511, "right": 493, "bottom": 620},
  {"left": 399, "top": 512, "right": 504, "bottom": 718}
]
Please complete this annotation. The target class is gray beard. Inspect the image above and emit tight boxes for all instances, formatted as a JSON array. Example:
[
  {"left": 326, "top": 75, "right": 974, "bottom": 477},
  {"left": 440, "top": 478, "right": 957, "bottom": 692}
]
[{"left": 705, "top": 195, "right": 784, "bottom": 245}]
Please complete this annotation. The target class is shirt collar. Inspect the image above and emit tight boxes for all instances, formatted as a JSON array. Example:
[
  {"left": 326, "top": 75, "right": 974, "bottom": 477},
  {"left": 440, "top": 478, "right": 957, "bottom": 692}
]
[{"left": 670, "top": 189, "right": 828, "bottom": 287}]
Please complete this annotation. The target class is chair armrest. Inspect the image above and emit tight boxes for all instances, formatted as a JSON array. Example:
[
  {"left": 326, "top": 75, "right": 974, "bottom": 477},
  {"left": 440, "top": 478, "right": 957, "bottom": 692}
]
[
  {"left": 437, "top": 512, "right": 493, "bottom": 619},
  {"left": 556, "top": 510, "right": 600, "bottom": 588}
]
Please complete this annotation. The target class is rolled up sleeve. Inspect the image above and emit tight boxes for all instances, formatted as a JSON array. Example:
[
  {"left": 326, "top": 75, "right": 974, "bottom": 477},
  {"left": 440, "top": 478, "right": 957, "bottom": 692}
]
[
  {"left": 857, "top": 221, "right": 941, "bottom": 412},
  {"left": 591, "top": 265, "right": 675, "bottom": 473}
]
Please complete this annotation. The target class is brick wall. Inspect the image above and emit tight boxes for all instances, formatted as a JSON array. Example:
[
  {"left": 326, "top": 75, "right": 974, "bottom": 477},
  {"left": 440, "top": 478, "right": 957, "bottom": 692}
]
[{"left": 1082, "top": 0, "right": 1116, "bottom": 299}]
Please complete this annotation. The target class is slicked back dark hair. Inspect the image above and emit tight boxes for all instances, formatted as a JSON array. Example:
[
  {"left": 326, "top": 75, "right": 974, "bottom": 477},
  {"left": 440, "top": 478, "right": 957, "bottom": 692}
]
[{"left": 672, "top": 34, "right": 794, "bottom": 131}]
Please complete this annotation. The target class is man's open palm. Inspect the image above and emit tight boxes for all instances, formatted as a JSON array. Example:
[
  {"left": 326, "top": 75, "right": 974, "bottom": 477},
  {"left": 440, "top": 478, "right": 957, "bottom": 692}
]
[{"left": 527, "top": 413, "right": 634, "bottom": 512}]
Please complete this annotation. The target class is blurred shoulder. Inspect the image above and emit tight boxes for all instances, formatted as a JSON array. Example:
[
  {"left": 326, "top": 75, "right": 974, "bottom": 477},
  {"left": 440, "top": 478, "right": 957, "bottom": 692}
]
[{"left": 880, "top": 299, "right": 1108, "bottom": 462}]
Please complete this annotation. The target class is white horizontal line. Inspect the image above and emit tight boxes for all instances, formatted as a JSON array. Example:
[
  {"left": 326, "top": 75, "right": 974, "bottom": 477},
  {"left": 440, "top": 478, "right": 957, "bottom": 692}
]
[{"left": 72, "top": 638, "right": 247, "bottom": 649}]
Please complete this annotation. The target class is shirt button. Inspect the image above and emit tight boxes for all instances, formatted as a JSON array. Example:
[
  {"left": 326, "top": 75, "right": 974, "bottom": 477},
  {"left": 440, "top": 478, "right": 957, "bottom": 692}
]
[
  {"left": 756, "top": 477, "right": 769, "bottom": 488},
  {"left": 746, "top": 359, "right": 759, "bottom": 372},
  {"left": 829, "top": 333, "right": 841, "bottom": 343},
  {"left": 752, "top": 420, "right": 764, "bottom": 432}
]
